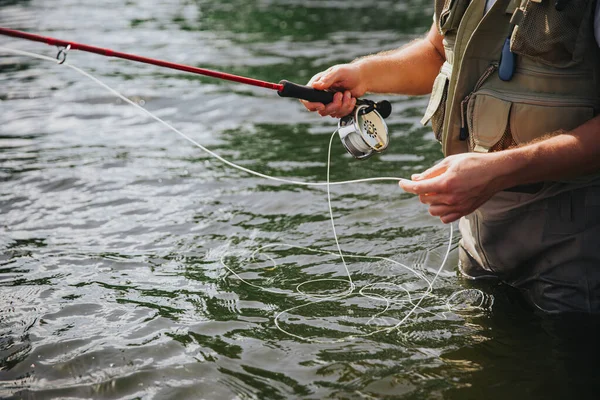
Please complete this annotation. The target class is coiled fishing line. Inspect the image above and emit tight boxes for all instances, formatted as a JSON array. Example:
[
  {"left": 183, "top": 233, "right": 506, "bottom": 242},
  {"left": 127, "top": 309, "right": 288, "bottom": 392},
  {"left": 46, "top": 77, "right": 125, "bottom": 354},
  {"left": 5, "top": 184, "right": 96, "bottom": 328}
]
[{"left": 1, "top": 46, "right": 490, "bottom": 343}]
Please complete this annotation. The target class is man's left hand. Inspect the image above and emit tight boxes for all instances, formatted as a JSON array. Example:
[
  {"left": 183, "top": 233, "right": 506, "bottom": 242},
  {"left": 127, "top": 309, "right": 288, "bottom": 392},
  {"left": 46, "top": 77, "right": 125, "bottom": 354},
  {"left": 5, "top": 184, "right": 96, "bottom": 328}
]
[{"left": 399, "top": 152, "right": 511, "bottom": 224}]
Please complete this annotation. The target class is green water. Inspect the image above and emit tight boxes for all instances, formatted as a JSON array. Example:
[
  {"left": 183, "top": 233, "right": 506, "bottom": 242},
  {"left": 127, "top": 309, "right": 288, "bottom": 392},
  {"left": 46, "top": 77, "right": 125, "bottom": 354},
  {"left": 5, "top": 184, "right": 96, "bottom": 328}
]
[{"left": 1, "top": 1, "right": 600, "bottom": 399}]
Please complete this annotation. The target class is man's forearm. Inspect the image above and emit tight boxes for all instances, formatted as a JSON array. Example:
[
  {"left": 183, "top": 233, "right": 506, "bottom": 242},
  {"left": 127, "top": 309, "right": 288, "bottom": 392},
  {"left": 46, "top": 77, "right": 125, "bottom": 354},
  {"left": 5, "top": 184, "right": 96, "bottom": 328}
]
[
  {"left": 353, "top": 24, "right": 445, "bottom": 96},
  {"left": 398, "top": 115, "right": 600, "bottom": 223},
  {"left": 494, "top": 115, "right": 600, "bottom": 189}
]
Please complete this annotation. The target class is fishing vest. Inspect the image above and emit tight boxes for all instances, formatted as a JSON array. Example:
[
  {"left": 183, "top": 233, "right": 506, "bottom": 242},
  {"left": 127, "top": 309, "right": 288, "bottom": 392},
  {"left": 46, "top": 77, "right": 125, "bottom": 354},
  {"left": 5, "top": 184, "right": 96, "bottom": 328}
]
[{"left": 422, "top": 0, "right": 600, "bottom": 157}]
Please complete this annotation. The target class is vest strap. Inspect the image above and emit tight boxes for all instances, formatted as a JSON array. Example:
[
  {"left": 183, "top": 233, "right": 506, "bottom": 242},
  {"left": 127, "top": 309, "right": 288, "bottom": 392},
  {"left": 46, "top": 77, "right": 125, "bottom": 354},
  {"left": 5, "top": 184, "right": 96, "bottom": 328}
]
[
  {"left": 505, "top": 0, "right": 521, "bottom": 14},
  {"left": 510, "top": 8, "right": 525, "bottom": 24}
]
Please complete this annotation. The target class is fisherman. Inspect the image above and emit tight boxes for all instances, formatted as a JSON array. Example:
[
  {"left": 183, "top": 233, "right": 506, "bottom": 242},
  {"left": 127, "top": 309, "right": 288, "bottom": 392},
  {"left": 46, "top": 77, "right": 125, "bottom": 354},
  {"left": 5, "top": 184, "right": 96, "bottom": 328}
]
[{"left": 303, "top": 0, "right": 600, "bottom": 314}]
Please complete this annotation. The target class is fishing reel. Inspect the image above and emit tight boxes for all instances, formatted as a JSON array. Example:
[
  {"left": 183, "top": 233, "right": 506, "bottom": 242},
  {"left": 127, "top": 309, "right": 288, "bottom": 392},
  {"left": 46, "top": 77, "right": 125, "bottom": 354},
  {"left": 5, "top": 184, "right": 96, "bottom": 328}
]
[
  {"left": 276, "top": 80, "right": 391, "bottom": 159},
  {"left": 337, "top": 99, "right": 391, "bottom": 160}
]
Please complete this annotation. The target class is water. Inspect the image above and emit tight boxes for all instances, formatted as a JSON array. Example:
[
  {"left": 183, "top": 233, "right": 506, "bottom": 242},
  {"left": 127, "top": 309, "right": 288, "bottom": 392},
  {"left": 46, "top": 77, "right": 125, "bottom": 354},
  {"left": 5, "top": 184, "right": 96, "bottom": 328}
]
[{"left": 1, "top": 1, "right": 600, "bottom": 399}]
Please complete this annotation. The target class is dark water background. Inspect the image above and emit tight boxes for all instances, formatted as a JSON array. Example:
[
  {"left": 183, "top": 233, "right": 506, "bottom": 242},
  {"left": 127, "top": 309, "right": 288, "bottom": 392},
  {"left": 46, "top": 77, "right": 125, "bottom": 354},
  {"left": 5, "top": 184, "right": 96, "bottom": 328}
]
[{"left": 1, "top": 1, "right": 600, "bottom": 399}]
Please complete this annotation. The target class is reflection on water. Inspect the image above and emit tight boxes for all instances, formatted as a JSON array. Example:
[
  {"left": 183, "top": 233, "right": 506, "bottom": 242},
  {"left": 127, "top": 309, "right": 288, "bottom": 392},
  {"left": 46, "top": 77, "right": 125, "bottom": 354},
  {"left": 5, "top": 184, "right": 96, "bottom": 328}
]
[
  {"left": 1, "top": 0, "right": 600, "bottom": 399},
  {"left": 444, "top": 283, "right": 600, "bottom": 400}
]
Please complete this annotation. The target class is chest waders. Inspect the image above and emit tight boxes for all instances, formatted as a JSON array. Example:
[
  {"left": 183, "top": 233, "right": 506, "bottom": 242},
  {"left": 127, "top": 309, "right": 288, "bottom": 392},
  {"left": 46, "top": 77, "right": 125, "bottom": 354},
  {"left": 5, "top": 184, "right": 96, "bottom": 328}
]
[{"left": 423, "top": 0, "right": 600, "bottom": 313}]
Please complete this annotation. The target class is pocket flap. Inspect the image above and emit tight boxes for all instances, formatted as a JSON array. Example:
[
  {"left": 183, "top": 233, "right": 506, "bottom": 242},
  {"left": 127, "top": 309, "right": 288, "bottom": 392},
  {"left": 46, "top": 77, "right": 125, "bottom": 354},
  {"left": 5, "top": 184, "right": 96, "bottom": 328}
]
[
  {"left": 421, "top": 62, "right": 452, "bottom": 126},
  {"left": 470, "top": 95, "right": 512, "bottom": 152},
  {"left": 437, "top": 0, "right": 470, "bottom": 34}
]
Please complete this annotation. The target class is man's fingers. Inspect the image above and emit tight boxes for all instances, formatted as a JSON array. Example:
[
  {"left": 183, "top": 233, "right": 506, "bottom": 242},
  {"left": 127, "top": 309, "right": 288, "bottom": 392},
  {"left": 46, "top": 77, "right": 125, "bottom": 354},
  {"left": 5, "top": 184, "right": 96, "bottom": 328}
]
[
  {"left": 440, "top": 213, "right": 462, "bottom": 224},
  {"left": 428, "top": 204, "right": 453, "bottom": 217},
  {"left": 312, "top": 70, "right": 338, "bottom": 90},
  {"left": 312, "top": 79, "right": 328, "bottom": 90},
  {"left": 399, "top": 175, "right": 445, "bottom": 195},
  {"left": 302, "top": 100, "right": 326, "bottom": 112},
  {"left": 307, "top": 71, "right": 325, "bottom": 87},
  {"left": 301, "top": 71, "right": 334, "bottom": 112},
  {"left": 429, "top": 205, "right": 464, "bottom": 223},
  {"left": 418, "top": 193, "right": 451, "bottom": 205},
  {"left": 304, "top": 91, "right": 356, "bottom": 118},
  {"left": 303, "top": 65, "right": 363, "bottom": 116},
  {"left": 411, "top": 161, "right": 447, "bottom": 181},
  {"left": 304, "top": 90, "right": 356, "bottom": 118},
  {"left": 330, "top": 91, "right": 356, "bottom": 118},
  {"left": 319, "top": 91, "right": 344, "bottom": 117}
]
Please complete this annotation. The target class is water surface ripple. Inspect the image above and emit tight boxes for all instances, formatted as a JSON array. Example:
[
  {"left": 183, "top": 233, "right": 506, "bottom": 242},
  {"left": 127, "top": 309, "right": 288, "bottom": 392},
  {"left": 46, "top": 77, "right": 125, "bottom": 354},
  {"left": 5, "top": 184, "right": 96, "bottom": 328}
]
[{"left": 2, "top": 1, "right": 600, "bottom": 399}]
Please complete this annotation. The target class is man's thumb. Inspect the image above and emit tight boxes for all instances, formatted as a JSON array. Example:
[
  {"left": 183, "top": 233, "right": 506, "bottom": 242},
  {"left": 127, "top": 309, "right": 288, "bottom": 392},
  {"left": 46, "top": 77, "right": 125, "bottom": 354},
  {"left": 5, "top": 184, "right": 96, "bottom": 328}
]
[{"left": 312, "top": 73, "right": 336, "bottom": 90}]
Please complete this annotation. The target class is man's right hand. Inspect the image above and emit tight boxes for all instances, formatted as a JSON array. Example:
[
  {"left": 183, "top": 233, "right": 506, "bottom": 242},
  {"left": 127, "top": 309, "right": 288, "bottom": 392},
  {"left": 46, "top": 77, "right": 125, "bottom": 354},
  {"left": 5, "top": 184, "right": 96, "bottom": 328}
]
[{"left": 301, "top": 63, "right": 367, "bottom": 119}]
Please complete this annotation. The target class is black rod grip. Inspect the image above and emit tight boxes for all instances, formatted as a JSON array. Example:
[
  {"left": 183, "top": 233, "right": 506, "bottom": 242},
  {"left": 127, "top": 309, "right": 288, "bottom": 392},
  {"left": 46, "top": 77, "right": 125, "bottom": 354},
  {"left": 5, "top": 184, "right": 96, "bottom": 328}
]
[{"left": 277, "top": 80, "right": 335, "bottom": 104}]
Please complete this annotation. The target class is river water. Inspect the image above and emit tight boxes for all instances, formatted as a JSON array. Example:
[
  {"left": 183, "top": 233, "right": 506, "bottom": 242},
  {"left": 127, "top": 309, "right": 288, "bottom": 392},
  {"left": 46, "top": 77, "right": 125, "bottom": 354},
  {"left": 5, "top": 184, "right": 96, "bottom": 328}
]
[{"left": 1, "top": 1, "right": 600, "bottom": 399}]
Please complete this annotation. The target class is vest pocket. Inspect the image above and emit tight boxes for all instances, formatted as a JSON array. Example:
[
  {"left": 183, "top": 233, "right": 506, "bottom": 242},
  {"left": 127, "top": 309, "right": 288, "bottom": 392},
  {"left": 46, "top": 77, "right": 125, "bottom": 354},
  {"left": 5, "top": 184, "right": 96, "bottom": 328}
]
[
  {"left": 509, "top": 99, "right": 595, "bottom": 144},
  {"left": 422, "top": 63, "right": 452, "bottom": 142},
  {"left": 467, "top": 94, "right": 513, "bottom": 152},
  {"left": 510, "top": 0, "right": 595, "bottom": 68},
  {"left": 466, "top": 89, "right": 596, "bottom": 152}
]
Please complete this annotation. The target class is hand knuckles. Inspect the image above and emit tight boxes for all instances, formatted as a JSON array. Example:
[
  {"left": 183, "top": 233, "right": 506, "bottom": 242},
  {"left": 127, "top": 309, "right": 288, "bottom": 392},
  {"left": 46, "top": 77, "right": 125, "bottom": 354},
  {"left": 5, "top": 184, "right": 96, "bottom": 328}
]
[
  {"left": 436, "top": 181, "right": 449, "bottom": 193},
  {"left": 446, "top": 194, "right": 459, "bottom": 205},
  {"left": 442, "top": 178, "right": 459, "bottom": 193}
]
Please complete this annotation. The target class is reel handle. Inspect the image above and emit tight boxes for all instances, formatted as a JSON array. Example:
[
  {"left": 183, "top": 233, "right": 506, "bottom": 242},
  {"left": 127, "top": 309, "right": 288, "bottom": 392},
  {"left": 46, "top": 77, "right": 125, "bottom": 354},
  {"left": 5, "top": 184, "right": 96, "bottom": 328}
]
[{"left": 277, "top": 80, "right": 392, "bottom": 119}]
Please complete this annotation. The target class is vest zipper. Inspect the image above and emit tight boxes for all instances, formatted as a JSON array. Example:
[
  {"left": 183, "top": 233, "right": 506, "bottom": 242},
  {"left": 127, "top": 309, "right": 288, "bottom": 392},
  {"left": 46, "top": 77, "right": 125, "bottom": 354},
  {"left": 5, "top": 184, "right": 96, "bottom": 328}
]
[{"left": 460, "top": 64, "right": 498, "bottom": 141}]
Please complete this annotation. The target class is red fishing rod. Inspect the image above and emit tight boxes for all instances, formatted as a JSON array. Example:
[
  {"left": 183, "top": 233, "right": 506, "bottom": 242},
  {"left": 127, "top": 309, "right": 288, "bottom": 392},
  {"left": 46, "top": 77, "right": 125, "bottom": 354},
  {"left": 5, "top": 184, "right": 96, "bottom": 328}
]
[{"left": 0, "top": 27, "right": 391, "bottom": 118}]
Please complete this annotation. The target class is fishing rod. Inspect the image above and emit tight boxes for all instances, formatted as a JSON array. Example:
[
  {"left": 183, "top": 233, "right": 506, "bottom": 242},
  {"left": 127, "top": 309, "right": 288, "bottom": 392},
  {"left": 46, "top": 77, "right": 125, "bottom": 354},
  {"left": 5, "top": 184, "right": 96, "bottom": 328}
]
[{"left": 0, "top": 27, "right": 392, "bottom": 159}]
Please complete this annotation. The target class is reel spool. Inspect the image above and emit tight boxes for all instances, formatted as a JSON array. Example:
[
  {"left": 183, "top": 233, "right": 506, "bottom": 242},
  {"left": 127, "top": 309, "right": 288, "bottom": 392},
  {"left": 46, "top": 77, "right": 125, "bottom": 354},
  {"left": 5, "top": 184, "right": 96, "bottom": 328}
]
[{"left": 338, "top": 103, "right": 389, "bottom": 160}]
